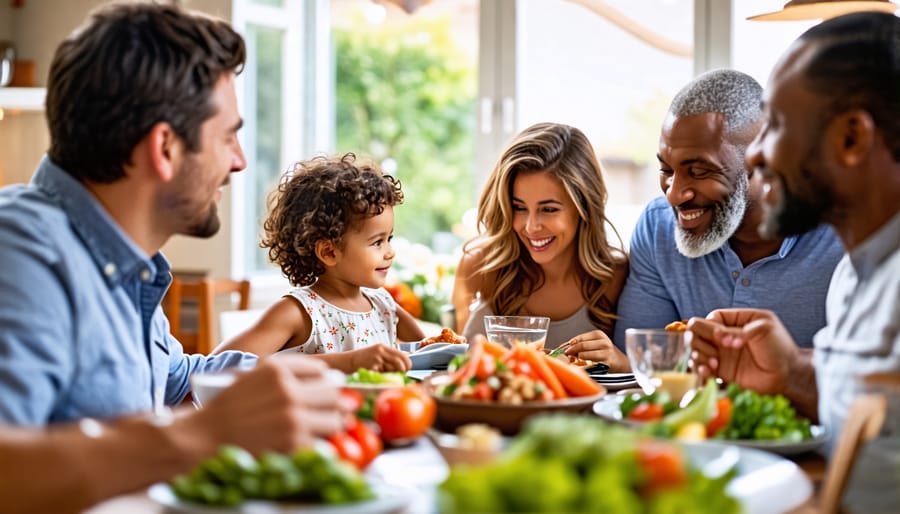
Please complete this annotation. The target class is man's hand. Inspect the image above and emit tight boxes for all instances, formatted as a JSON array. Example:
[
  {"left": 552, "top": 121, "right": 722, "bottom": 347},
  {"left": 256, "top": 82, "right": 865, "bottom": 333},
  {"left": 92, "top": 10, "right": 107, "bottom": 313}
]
[
  {"left": 191, "top": 355, "right": 345, "bottom": 455},
  {"left": 688, "top": 309, "right": 798, "bottom": 396}
]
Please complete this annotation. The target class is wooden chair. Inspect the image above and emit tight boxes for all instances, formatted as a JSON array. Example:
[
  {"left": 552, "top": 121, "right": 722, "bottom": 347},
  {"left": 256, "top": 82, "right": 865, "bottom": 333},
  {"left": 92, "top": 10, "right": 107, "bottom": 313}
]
[
  {"left": 164, "top": 277, "right": 251, "bottom": 354},
  {"left": 818, "top": 392, "right": 888, "bottom": 513}
]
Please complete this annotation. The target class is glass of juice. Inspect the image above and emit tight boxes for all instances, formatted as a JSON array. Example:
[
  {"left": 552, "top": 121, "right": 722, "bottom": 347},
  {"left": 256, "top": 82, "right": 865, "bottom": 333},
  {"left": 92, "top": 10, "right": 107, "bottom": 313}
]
[
  {"left": 625, "top": 328, "right": 696, "bottom": 404},
  {"left": 483, "top": 315, "right": 550, "bottom": 350}
]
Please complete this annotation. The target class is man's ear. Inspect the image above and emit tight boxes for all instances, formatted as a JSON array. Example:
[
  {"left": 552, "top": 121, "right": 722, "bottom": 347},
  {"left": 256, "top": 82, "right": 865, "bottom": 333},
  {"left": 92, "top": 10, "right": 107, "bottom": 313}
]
[
  {"left": 831, "top": 109, "right": 875, "bottom": 167},
  {"left": 146, "top": 122, "right": 183, "bottom": 182},
  {"left": 315, "top": 239, "right": 340, "bottom": 266}
]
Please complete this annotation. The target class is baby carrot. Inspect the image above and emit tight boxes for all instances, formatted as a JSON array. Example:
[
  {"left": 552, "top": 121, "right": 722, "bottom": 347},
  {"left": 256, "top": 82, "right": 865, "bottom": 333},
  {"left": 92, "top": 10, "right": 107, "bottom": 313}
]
[
  {"left": 542, "top": 354, "right": 603, "bottom": 397},
  {"left": 519, "top": 345, "right": 568, "bottom": 399},
  {"left": 481, "top": 338, "right": 508, "bottom": 359}
]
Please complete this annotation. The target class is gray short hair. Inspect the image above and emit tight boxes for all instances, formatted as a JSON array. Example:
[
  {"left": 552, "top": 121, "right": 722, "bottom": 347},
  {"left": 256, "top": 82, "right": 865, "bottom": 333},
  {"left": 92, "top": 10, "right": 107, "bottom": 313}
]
[{"left": 668, "top": 69, "right": 763, "bottom": 136}]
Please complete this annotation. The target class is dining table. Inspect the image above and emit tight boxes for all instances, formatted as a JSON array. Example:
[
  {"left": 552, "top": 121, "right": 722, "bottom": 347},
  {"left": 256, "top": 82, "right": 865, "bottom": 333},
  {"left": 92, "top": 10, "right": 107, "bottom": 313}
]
[{"left": 83, "top": 429, "right": 899, "bottom": 514}]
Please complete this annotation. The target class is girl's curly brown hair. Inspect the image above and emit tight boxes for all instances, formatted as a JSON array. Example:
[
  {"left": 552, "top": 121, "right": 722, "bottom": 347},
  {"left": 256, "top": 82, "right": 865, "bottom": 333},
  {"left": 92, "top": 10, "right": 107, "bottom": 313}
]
[{"left": 262, "top": 153, "right": 404, "bottom": 287}]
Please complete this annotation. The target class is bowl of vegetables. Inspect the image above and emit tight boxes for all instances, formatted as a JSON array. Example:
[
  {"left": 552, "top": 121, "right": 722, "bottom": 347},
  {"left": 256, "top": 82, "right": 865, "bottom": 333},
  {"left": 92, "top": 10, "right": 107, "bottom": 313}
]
[
  {"left": 423, "top": 337, "right": 607, "bottom": 435},
  {"left": 344, "top": 368, "right": 414, "bottom": 399},
  {"left": 592, "top": 379, "right": 827, "bottom": 455}
]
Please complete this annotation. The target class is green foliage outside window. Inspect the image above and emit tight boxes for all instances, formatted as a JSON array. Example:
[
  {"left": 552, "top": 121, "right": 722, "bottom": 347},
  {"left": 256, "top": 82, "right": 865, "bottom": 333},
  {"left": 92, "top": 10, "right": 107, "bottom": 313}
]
[{"left": 333, "top": 16, "right": 476, "bottom": 245}]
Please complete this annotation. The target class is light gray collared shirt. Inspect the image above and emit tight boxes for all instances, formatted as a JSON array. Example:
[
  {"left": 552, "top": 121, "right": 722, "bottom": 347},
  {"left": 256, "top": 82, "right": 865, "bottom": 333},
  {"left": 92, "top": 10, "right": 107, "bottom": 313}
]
[{"left": 814, "top": 211, "right": 900, "bottom": 447}]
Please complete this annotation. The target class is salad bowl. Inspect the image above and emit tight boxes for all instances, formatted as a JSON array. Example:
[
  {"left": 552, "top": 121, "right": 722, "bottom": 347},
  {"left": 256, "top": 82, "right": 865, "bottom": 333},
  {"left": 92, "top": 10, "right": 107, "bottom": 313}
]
[{"left": 423, "top": 372, "right": 606, "bottom": 435}]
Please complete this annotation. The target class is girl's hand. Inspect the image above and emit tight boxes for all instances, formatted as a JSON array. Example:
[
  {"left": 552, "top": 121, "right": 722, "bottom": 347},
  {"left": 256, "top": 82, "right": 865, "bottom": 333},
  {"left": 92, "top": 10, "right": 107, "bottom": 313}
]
[
  {"left": 350, "top": 344, "right": 412, "bottom": 373},
  {"left": 564, "top": 330, "right": 631, "bottom": 373}
]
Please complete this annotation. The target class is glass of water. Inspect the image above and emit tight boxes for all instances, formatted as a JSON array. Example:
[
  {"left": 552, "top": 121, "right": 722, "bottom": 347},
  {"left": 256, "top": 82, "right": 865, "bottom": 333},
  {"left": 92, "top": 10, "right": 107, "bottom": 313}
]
[{"left": 484, "top": 315, "right": 550, "bottom": 350}]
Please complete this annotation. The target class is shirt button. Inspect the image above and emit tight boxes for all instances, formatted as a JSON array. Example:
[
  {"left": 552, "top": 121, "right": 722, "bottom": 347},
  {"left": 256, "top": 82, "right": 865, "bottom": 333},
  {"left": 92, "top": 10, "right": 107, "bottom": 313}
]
[
  {"left": 732, "top": 271, "right": 740, "bottom": 279},
  {"left": 741, "top": 278, "right": 751, "bottom": 286},
  {"left": 140, "top": 269, "right": 152, "bottom": 282},
  {"left": 103, "top": 263, "right": 116, "bottom": 277}
]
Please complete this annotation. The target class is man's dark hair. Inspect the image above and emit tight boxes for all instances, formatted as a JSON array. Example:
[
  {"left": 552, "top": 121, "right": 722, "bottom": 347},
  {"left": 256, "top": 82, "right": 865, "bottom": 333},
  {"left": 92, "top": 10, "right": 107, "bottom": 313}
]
[
  {"left": 45, "top": 1, "right": 246, "bottom": 183},
  {"left": 799, "top": 11, "right": 900, "bottom": 162}
]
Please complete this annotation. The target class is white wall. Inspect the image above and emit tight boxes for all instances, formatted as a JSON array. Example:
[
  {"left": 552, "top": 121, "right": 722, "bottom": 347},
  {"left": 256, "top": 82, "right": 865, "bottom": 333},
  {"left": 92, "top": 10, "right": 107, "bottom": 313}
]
[{"left": 0, "top": 0, "right": 234, "bottom": 281}]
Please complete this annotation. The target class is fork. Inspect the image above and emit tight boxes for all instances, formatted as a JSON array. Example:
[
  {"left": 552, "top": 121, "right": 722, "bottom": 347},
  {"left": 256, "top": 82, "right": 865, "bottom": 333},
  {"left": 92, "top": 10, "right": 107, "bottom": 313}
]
[{"left": 548, "top": 339, "right": 576, "bottom": 358}]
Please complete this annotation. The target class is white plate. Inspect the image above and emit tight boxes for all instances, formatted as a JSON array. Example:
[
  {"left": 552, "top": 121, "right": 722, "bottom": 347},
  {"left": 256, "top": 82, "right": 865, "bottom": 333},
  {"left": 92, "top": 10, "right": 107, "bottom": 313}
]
[
  {"left": 686, "top": 442, "right": 812, "bottom": 514},
  {"left": 589, "top": 373, "right": 637, "bottom": 391},
  {"left": 409, "top": 343, "right": 468, "bottom": 370},
  {"left": 147, "top": 481, "right": 411, "bottom": 514},
  {"left": 592, "top": 395, "right": 828, "bottom": 456}
]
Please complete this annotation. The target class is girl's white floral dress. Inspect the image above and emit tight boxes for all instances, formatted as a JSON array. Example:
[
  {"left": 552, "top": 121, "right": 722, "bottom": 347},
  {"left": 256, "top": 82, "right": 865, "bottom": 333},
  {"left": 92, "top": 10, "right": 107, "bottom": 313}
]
[{"left": 276, "top": 286, "right": 399, "bottom": 355}]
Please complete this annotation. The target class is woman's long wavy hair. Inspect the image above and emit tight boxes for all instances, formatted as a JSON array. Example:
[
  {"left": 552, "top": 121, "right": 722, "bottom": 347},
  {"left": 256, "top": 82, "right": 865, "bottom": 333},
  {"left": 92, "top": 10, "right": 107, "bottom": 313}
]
[{"left": 465, "top": 122, "right": 624, "bottom": 333}]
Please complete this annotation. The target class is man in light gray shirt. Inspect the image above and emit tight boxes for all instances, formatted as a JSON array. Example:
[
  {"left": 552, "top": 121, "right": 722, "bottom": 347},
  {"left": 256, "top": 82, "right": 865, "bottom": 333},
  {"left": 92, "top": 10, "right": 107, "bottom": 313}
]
[{"left": 690, "top": 11, "right": 900, "bottom": 444}]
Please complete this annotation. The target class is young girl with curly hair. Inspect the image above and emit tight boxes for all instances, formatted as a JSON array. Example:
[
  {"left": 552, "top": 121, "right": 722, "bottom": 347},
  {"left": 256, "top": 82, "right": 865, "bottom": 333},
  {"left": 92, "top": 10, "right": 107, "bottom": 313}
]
[
  {"left": 215, "top": 153, "right": 423, "bottom": 372},
  {"left": 452, "top": 122, "right": 631, "bottom": 372}
]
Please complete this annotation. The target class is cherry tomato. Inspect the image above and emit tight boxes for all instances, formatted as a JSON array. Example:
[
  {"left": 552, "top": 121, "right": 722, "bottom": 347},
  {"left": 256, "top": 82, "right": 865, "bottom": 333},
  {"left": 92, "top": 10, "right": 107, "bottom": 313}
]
[
  {"left": 327, "top": 432, "right": 365, "bottom": 469},
  {"left": 706, "top": 397, "right": 733, "bottom": 437},
  {"left": 474, "top": 354, "right": 496, "bottom": 380},
  {"left": 627, "top": 402, "right": 665, "bottom": 421},
  {"left": 472, "top": 381, "right": 494, "bottom": 401},
  {"left": 345, "top": 417, "right": 383, "bottom": 468},
  {"left": 636, "top": 441, "right": 687, "bottom": 494},
  {"left": 374, "top": 385, "right": 436, "bottom": 442},
  {"left": 340, "top": 388, "right": 365, "bottom": 413}
]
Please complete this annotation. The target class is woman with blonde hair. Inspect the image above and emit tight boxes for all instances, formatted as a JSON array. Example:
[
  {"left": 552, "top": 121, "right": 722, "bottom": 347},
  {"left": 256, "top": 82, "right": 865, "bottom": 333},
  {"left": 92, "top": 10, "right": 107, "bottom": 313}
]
[{"left": 453, "top": 122, "right": 630, "bottom": 371}]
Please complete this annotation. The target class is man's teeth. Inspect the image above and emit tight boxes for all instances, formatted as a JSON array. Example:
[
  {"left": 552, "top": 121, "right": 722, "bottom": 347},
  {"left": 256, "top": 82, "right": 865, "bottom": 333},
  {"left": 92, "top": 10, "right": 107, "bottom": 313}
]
[
  {"left": 681, "top": 210, "right": 705, "bottom": 221},
  {"left": 530, "top": 237, "right": 553, "bottom": 248}
]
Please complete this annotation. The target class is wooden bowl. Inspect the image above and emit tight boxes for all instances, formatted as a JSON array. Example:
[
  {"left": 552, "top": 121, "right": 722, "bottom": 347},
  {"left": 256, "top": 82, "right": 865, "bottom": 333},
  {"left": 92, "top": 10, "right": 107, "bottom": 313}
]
[{"left": 423, "top": 372, "right": 606, "bottom": 435}]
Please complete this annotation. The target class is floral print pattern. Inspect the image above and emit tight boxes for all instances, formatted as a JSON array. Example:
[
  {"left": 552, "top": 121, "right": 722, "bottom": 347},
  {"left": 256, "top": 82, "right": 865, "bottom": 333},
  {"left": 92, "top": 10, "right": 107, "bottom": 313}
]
[{"left": 276, "top": 287, "right": 400, "bottom": 356}]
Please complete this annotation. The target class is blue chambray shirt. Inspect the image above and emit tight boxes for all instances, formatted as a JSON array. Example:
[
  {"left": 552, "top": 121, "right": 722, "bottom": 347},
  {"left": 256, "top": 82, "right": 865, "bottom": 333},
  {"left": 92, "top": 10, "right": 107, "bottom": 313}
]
[
  {"left": 0, "top": 156, "right": 257, "bottom": 425},
  {"left": 614, "top": 196, "right": 845, "bottom": 350}
]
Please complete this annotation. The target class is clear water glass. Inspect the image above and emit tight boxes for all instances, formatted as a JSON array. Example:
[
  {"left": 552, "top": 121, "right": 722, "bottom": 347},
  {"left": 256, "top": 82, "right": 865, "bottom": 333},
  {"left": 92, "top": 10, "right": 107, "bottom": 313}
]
[{"left": 483, "top": 315, "right": 550, "bottom": 349}]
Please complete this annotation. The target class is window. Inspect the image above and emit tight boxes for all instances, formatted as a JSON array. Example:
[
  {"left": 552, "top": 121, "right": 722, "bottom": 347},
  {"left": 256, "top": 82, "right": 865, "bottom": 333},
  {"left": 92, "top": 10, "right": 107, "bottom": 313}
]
[{"left": 229, "top": 0, "right": 818, "bottom": 285}]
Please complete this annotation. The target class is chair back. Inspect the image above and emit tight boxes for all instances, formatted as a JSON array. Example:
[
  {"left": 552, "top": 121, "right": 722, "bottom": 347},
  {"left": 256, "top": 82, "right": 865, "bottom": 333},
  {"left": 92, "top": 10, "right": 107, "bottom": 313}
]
[
  {"left": 164, "top": 277, "right": 251, "bottom": 354},
  {"left": 819, "top": 392, "right": 888, "bottom": 513}
]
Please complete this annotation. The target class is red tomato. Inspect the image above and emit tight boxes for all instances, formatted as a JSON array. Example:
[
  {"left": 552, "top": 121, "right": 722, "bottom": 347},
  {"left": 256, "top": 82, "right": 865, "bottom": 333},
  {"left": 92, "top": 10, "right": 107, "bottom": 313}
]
[
  {"left": 636, "top": 441, "right": 687, "bottom": 493},
  {"left": 472, "top": 381, "right": 494, "bottom": 401},
  {"left": 340, "top": 388, "right": 365, "bottom": 413},
  {"left": 374, "top": 385, "right": 436, "bottom": 442},
  {"left": 327, "top": 432, "right": 366, "bottom": 469},
  {"left": 627, "top": 402, "right": 665, "bottom": 421},
  {"left": 474, "top": 354, "right": 496, "bottom": 380},
  {"left": 345, "top": 417, "right": 383, "bottom": 468},
  {"left": 706, "top": 397, "right": 733, "bottom": 437}
]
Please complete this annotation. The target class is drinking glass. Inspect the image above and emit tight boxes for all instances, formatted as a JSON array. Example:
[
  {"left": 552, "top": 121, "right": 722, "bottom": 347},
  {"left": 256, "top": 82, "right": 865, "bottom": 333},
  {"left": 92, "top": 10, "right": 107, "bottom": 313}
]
[
  {"left": 189, "top": 372, "right": 237, "bottom": 408},
  {"left": 483, "top": 315, "right": 550, "bottom": 349},
  {"left": 625, "top": 328, "right": 696, "bottom": 403}
]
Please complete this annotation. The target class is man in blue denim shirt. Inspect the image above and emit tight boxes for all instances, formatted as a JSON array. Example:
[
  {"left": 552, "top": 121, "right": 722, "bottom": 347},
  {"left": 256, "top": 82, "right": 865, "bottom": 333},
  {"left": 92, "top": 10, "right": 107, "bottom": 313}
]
[
  {"left": 614, "top": 69, "right": 844, "bottom": 350},
  {"left": 0, "top": 4, "right": 346, "bottom": 497}
]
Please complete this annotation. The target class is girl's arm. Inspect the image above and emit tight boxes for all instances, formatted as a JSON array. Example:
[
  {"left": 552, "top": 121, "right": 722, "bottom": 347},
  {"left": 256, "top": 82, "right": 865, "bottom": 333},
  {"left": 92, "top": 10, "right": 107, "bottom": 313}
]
[
  {"left": 451, "top": 246, "right": 486, "bottom": 332},
  {"left": 396, "top": 305, "right": 426, "bottom": 342},
  {"left": 212, "top": 297, "right": 311, "bottom": 357}
]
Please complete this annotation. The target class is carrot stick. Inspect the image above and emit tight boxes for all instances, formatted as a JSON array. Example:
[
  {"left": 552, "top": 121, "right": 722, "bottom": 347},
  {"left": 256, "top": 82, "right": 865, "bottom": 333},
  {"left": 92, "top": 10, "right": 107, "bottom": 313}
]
[
  {"left": 519, "top": 345, "right": 568, "bottom": 399},
  {"left": 481, "top": 338, "right": 508, "bottom": 359},
  {"left": 451, "top": 336, "right": 483, "bottom": 386},
  {"left": 543, "top": 354, "right": 603, "bottom": 397}
]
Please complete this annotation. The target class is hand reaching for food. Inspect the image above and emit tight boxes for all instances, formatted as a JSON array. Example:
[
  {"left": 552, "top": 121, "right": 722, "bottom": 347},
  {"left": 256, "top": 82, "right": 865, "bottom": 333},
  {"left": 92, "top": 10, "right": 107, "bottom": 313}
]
[{"left": 348, "top": 344, "right": 412, "bottom": 373}]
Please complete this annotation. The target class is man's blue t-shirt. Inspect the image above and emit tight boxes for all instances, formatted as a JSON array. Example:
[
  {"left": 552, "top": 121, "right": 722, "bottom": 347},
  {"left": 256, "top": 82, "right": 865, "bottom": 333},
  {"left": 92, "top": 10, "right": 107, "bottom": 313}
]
[{"left": 613, "top": 196, "right": 844, "bottom": 350}]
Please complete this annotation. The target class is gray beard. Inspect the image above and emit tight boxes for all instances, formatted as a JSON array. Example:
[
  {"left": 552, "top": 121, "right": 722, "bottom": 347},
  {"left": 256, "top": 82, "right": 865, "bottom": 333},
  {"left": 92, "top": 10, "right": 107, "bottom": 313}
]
[{"left": 674, "top": 172, "right": 748, "bottom": 258}]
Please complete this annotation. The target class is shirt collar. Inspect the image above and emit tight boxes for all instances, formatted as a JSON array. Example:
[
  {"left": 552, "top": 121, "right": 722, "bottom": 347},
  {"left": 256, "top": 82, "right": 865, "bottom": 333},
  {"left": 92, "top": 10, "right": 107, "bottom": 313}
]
[
  {"left": 847, "top": 210, "right": 900, "bottom": 280},
  {"left": 31, "top": 156, "right": 169, "bottom": 286}
]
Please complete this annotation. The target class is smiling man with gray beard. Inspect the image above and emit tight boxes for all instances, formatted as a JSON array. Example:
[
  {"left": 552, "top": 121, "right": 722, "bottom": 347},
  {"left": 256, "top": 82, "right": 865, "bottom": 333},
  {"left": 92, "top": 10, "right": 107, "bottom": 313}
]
[{"left": 612, "top": 69, "right": 843, "bottom": 351}]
